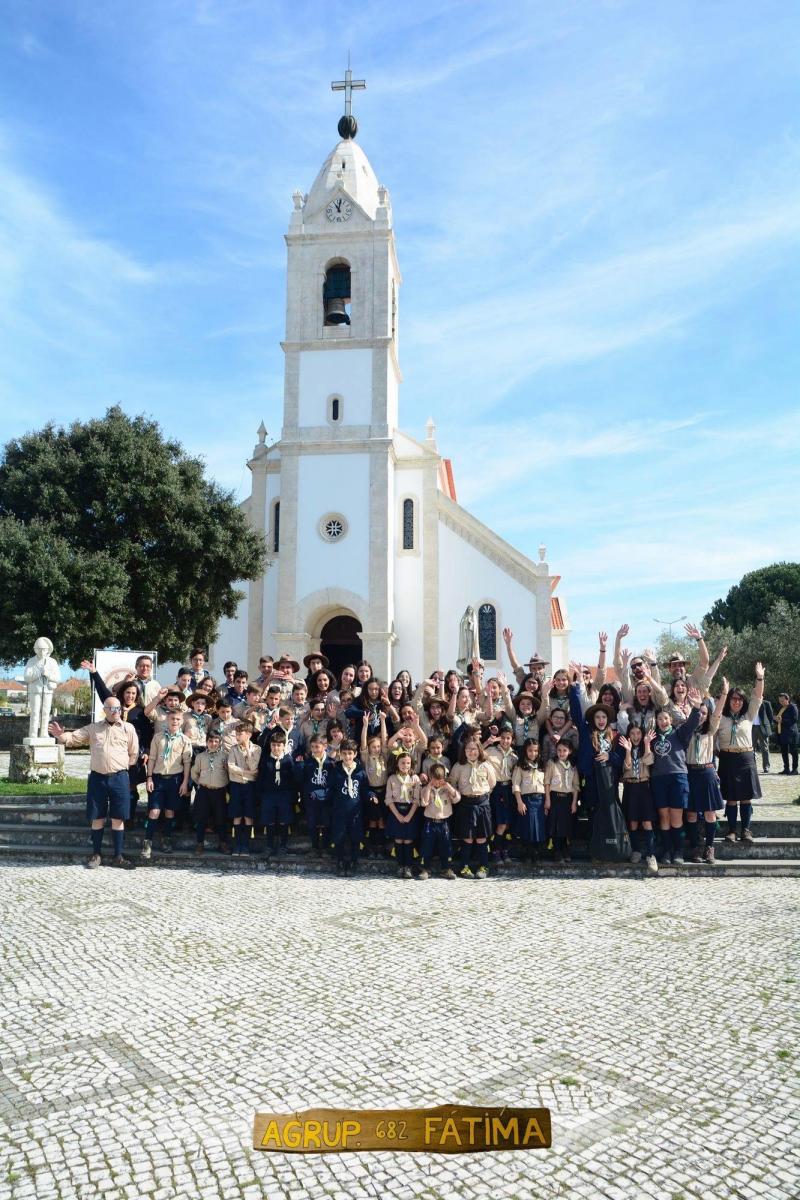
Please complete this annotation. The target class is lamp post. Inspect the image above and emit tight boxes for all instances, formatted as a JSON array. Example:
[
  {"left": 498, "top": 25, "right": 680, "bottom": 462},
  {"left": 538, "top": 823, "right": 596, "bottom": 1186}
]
[{"left": 653, "top": 616, "right": 687, "bottom": 638}]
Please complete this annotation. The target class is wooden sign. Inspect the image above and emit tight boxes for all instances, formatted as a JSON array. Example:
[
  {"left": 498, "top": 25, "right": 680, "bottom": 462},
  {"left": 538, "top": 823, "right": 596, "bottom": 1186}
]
[{"left": 253, "top": 1105, "right": 551, "bottom": 1153}]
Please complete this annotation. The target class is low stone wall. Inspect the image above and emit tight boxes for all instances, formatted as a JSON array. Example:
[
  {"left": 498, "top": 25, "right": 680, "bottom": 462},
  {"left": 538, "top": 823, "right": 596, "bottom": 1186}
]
[{"left": 0, "top": 715, "right": 86, "bottom": 751}]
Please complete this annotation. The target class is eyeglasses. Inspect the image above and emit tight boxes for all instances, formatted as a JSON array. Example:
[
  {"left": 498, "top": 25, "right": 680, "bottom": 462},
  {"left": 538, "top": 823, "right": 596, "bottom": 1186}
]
[{"left": 105, "top": 706, "right": 121, "bottom": 712}]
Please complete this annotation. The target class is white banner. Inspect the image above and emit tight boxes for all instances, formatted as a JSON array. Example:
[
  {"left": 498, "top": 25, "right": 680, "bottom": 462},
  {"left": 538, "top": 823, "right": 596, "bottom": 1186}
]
[{"left": 91, "top": 649, "right": 158, "bottom": 719}]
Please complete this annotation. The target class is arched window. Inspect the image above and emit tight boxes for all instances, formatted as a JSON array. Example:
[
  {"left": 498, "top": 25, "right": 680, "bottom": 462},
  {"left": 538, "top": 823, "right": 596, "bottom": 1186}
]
[
  {"left": 271, "top": 500, "right": 280, "bottom": 554},
  {"left": 478, "top": 603, "right": 497, "bottom": 661},
  {"left": 323, "top": 263, "right": 351, "bottom": 326},
  {"left": 402, "top": 498, "right": 414, "bottom": 550}
]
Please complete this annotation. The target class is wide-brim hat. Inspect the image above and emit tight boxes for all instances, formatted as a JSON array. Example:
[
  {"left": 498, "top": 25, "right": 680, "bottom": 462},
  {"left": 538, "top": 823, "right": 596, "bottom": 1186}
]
[
  {"left": 585, "top": 703, "right": 616, "bottom": 727},
  {"left": 526, "top": 654, "right": 549, "bottom": 670},
  {"left": 185, "top": 691, "right": 209, "bottom": 708},
  {"left": 303, "top": 651, "right": 330, "bottom": 669},
  {"left": 663, "top": 653, "right": 688, "bottom": 668},
  {"left": 513, "top": 691, "right": 540, "bottom": 714},
  {"left": 164, "top": 687, "right": 185, "bottom": 700},
  {"left": 276, "top": 654, "right": 300, "bottom": 672}
]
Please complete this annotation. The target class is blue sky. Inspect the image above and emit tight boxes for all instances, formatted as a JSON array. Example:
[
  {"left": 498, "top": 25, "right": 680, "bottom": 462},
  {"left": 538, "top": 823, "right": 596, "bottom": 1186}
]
[{"left": 1, "top": 0, "right": 799, "bottom": 665}]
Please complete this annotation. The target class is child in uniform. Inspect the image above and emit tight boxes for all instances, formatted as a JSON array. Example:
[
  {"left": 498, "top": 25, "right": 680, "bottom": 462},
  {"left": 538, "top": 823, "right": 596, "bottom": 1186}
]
[
  {"left": 420, "top": 735, "right": 451, "bottom": 784},
  {"left": 511, "top": 691, "right": 539, "bottom": 751},
  {"left": 184, "top": 691, "right": 213, "bottom": 750},
  {"left": 210, "top": 699, "right": 238, "bottom": 753},
  {"left": 385, "top": 751, "right": 422, "bottom": 878},
  {"left": 359, "top": 710, "right": 389, "bottom": 856},
  {"left": 650, "top": 690, "right": 703, "bottom": 864},
  {"left": 511, "top": 739, "right": 546, "bottom": 863},
  {"left": 418, "top": 764, "right": 460, "bottom": 880},
  {"left": 327, "top": 739, "right": 368, "bottom": 876},
  {"left": 142, "top": 709, "right": 193, "bottom": 858},
  {"left": 685, "top": 682, "right": 727, "bottom": 863},
  {"left": 448, "top": 738, "right": 497, "bottom": 879},
  {"left": 256, "top": 728, "right": 297, "bottom": 857},
  {"left": 617, "top": 725, "right": 657, "bottom": 873},
  {"left": 544, "top": 741, "right": 579, "bottom": 863},
  {"left": 226, "top": 720, "right": 261, "bottom": 857},
  {"left": 144, "top": 686, "right": 185, "bottom": 735},
  {"left": 387, "top": 707, "right": 428, "bottom": 773},
  {"left": 299, "top": 699, "right": 330, "bottom": 755},
  {"left": 299, "top": 734, "right": 332, "bottom": 853},
  {"left": 326, "top": 720, "right": 345, "bottom": 763},
  {"left": 190, "top": 728, "right": 229, "bottom": 855},
  {"left": 485, "top": 725, "right": 518, "bottom": 863}
]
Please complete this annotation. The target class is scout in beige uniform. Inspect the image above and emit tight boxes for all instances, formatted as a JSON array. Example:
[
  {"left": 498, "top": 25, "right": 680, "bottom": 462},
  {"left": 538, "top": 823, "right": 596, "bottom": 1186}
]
[
  {"left": 50, "top": 699, "right": 139, "bottom": 870},
  {"left": 511, "top": 739, "right": 547, "bottom": 861},
  {"left": 190, "top": 729, "right": 229, "bottom": 855},
  {"left": 485, "top": 727, "right": 518, "bottom": 862},
  {"left": 142, "top": 710, "right": 192, "bottom": 858},
  {"left": 449, "top": 740, "right": 497, "bottom": 879},
  {"left": 418, "top": 764, "right": 460, "bottom": 880},
  {"left": 544, "top": 743, "right": 579, "bottom": 863},
  {"left": 718, "top": 664, "right": 765, "bottom": 844},
  {"left": 227, "top": 722, "right": 262, "bottom": 857},
  {"left": 685, "top": 686, "right": 726, "bottom": 863}
]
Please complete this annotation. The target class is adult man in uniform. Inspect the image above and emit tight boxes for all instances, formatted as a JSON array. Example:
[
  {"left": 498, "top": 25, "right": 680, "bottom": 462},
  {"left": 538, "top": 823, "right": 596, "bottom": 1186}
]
[{"left": 50, "top": 698, "right": 139, "bottom": 869}]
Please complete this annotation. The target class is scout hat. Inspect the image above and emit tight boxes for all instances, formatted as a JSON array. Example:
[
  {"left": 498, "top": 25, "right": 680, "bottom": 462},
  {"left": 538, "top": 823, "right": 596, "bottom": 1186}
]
[
  {"left": 513, "top": 691, "right": 540, "bottom": 714},
  {"left": 584, "top": 702, "right": 616, "bottom": 727},
  {"left": 185, "top": 691, "right": 208, "bottom": 708},
  {"left": 526, "top": 653, "right": 549, "bottom": 671},
  {"left": 276, "top": 654, "right": 300, "bottom": 673},
  {"left": 662, "top": 652, "right": 688, "bottom": 668},
  {"left": 303, "top": 651, "right": 330, "bottom": 669}
]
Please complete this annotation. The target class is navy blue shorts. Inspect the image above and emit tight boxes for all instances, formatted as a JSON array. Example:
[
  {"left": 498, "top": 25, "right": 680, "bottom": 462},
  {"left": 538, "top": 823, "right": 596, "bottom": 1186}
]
[
  {"left": 490, "top": 781, "right": 514, "bottom": 828},
  {"left": 228, "top": 781, "right": 256, "bottom": 821},
  {"left": 651, "top": 773, "right": 690, "bottom": 810},
  {"left": 260, "top": 792, "right": 294, "bottom": 826},
  {"left": 420, "top": 818, "right": 451, "bottom": 865},
  {"left": 331, "top": 802, "right": 362, "bottom": 855},
  {"left": 304, "top": 791, "right": 330, "bottom": 831},
  {"left": 148, "top": 773, "right": 182, "bottom": 814},
  {"left": 86, "top": 770, "right": 130, "bottom": 822}
]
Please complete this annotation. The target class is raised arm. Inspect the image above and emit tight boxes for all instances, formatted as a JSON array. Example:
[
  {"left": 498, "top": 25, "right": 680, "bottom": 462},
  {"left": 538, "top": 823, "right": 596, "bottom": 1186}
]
[
  {"left": 748, "top": 663, "right": 765, "bottom": 719},
  {"left": 502, "top": 627, "right": 522, "bottom": 675},
  {"left": 496, "top": 672, "right": 514, "bottom": 719},
  {"left": 595, "top": 631, "right": 608, "bottom": 689},
  {"left": 685, "top": 623, "right": 710, "bottom": 672},
  {"left": 613, "top": 624, "right": 629, "bottom": 675}
]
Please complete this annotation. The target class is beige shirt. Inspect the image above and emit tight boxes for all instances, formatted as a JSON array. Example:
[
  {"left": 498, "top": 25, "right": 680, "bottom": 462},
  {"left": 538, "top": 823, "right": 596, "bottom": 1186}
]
[
  {"left": 485, "top": 745, "right": 518, "bottom": 782},
  {"left": 227, "top": 742, "right": 261, "bottom": 783},
  {"left": 620, "top": 748, "right": 654, "bottom": 783},
  {"left": 363, "top": 754, "right": 388, "bottom": 788},
  {"left": 148, "top": 730, "right": 193, "bottom": 777},
  {"left": 386, "top": 773, "right": 421, "bottom": 810},
  {"left": 191, "top": 748, "right": 229, "bottom": 790},
  {"left": 717, "top": 694, "right": 760, "bottom": 752},
  {"left": 448, "top": 761, "right": 498, "bottom": 797},
  {"left": 183, "top": 711, "right": 212, "bottom": 746},
  {"left": 422, "top": 782, "right": 460, "bottom": 820},
  {"left": 61, "top": 720, "right": 138, "bottom": 774},
  {"left": 511, "top": 764, "right": 546, "bottom": 796},
  {"left": 544, "top": 759, "right": 578, "bottom": 795},
  {"left": 685, "top": 710, "right": 722, "bottom": 763}
]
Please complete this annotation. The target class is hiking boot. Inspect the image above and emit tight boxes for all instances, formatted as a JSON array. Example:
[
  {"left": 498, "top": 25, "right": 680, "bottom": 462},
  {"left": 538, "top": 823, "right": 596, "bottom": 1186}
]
[
  {"left": 110, "top": 855, "right": 135, "bottom": 870},
  {"left": 459, "top": 865, "right": 474, "bottom": 879},
  {"left": 724, "top": 831, "right": 737, "bottom": 843},
  {"left": 474, "top": 866, "right": 488, "bottom": 880},
  {"left": 161, "top": 838, "right": 173, "bottom": 854},
  {"left": 85, "top": 853, "right": 102, "bottom": 870},
  {"left": 444, "top": 869, "right": 456, "bottom": 880},
  {"left": 417, "top": 868, "right": 429, "bottom": 880},
  {"left": 194, "top": 844, "right": 204, "bottom": 856},
  {"left": 741, "top": 828, "right": 754, "bottom": 843},
  {"left": 689, "top": 850, "right": 704, "bottom": 863},
  {"left": 645, "top": 855, "right": 658, "bottom": 874},
  {"left": 672, "top": 854, "right": 685, "bottom": 865},
  {"left": 403, "top": 866, "right": 413, "bottom": 879},
  {"left": 704, "top": 846, "right": 716, "bottom": 864},
  {"left": 630, "top": 850, "right": 642, "bottom": 864},
  {"left": 140, "top": 840, "right": 152, "bottom": 861}
]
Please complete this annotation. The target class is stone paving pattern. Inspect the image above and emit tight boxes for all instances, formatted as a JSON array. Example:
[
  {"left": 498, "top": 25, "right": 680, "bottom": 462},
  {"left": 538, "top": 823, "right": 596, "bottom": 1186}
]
[{"left": 1, "top": 847, "right": 799, "bottom": 1199}]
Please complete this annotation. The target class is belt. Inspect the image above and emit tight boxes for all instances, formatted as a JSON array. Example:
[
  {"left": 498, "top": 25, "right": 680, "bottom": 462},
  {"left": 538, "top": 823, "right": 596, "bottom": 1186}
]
[
  {"left": 688, "top": 763, "right": 713, "bottom": 770},
  {"left": 718, "top": 747, "right": 752, "bottom": 755},
  {"left": 460, "top": 793, "right": 489, "bottom": 803}
]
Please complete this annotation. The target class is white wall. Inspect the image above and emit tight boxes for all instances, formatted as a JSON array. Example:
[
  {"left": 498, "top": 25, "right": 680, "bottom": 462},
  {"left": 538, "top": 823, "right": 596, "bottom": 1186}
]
[
  {"left": 296, "top": 452, "right": 370, "bottom": 601},
  {"left": 298, "top": 349, "right": 372, "bottom": 427},
  {"left": 436, "top": 523, "right": 537, "bottom": 675},
  {"left": 392, "top": 467, "right": 425, "bottom": 680}
]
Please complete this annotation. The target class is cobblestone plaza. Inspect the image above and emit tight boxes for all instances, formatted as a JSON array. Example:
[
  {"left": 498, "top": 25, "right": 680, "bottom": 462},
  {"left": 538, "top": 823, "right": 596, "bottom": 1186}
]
[{"left": 1, "top": 833, "right": 798, "bottom": 1200}]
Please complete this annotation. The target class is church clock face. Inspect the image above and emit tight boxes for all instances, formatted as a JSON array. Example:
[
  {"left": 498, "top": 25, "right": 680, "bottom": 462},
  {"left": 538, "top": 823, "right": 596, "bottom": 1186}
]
[{"left": 326, "top": 197, "right": 353, "bottom": 222}]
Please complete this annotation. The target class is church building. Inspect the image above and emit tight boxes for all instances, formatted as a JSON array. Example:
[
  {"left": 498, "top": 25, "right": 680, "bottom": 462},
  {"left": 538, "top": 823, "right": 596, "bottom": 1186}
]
[{"left": 211, "top": 73, "right": 569, "bottom": 680}]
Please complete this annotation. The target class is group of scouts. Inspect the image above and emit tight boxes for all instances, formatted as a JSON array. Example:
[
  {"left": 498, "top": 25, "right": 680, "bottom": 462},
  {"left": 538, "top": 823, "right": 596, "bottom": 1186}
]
[{"left": 48, "top": 619, "right": 787, "bottom": 875}]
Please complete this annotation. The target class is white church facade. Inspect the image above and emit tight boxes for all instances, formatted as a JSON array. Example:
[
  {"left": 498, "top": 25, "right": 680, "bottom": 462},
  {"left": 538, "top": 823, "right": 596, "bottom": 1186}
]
[{"left": 211, "top": 83, "right": 569, "bottom": 680}]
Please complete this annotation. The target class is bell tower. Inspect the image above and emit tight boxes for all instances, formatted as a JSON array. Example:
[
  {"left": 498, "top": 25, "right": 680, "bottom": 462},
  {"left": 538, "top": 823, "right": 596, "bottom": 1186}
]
[{"left": 271, "top": 68, "right": 402, "bottom": 677}]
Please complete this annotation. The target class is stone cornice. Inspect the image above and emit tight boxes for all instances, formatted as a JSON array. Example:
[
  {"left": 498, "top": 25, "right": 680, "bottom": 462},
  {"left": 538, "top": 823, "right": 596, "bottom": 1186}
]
[
  {"left": 281, "top": 337, "right": 393, "bottom": 353},
  {"left": 437, "top": 493, "right": 546, "bottom": 594}
]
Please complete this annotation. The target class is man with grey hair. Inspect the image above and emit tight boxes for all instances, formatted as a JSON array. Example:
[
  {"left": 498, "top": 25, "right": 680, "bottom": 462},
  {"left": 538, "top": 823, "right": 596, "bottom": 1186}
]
[{"left": 50, "top": 699, "right": 139, "bottom": 869}]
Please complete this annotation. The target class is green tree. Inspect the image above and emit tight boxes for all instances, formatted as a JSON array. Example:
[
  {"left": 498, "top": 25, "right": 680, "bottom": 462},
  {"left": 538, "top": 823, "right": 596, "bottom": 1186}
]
[
  {"left": 705, "top": 600, "right": 800, "bottom": 697},
  {"left": 72, "top": 685, "right": 92, "bottom": 715},
  {"left": 705, "top": 563, "right": 800, "bottom": 632},
  {"left": 0, "top": 407, "right": 267, "bottom": 667}
]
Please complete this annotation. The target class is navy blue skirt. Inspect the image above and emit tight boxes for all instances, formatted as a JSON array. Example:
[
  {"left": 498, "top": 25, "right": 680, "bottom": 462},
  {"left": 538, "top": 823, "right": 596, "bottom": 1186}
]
[
  {"left": 717, "top": 751, "right": 762, "bottom": 803},
  {"left": 622, "top": 780, "right": 655, "bottom": 824},
  {"left": 688, "top": 765, "right": 724, "bottom": 813},
  {"left": 454, "top": 795, "right": 493, "bottom": 841},
  {"left": 491, "top": 780, "right": 514, "bottom": 827},
  {"left": 386, "top": 801, "right": 419, "bottom": 840},
  {"left": 516, "top": 793, "right": 546, "bottom": 844}
]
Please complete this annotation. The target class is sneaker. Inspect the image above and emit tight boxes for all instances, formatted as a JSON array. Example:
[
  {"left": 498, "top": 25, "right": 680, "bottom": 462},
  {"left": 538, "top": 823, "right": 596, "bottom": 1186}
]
[
  {"left": 444, "top": 869, "right": 456, "bottom": 880},
  {"left": 110, "top": 855, "right": 135, "bottom": 870},
  {"left": 704, "top": 846, "right": 716, "bottom": 865},
  {"left": 630, "top": 850, "right": 642, "bottom": 864},
  {"left": 724, "top": 831, "right": 737, "bottom": 843},
  {"left": 417, "top": 868, "right": 429, "bottom": 880},
  {"left": 474, "top": 866, "right": 488, "bottom": 879},
  {"left": 459, "top": 866, "right": 474, "bottom": 879},
  {"left": 672, "top": 854, "right": 685, "bottom": 865},
  {"left": 741, "top": 828, "right": 754, "bottom": 842},
  {"left": 645, "top": 855, "right": 658, "bottom": 874},
  {"left": 161, "top": 838, "right": 173, "bottom": 854},
  {"left": 194, "top": 844, "right": 204, "bottom": 856},
  {"left": 140, "top": 840, "right": 152, "bottom": 861},
  {"left": 85, "top": 853, "right": 102, "bottom": 870},
  {"left": 403, "top": 866, "right": 413, "bottom": 879}
]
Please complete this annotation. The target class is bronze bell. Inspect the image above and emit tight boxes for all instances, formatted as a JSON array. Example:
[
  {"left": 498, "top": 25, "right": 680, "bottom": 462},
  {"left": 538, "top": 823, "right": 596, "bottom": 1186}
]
[{"left": 324, "top": 297, "right": 350, "bottom": 325}]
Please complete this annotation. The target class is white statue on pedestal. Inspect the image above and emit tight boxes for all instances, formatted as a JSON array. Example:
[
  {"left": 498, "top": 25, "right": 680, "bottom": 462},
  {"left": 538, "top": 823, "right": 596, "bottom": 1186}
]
[{"left": 23, "top": 636, "right": 60, "bottom": 741}]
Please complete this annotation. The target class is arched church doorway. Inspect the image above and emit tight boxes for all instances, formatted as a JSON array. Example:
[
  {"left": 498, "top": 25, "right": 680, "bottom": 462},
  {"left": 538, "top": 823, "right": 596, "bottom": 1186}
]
[{"left": 320, "top": 615, "right": 363, "bottom": 679}]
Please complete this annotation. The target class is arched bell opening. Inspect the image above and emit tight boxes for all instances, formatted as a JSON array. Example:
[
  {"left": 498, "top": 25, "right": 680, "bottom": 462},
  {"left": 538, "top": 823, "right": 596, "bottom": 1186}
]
[{"left": 323, "top": 262, "right": 351, "bottom": 326}]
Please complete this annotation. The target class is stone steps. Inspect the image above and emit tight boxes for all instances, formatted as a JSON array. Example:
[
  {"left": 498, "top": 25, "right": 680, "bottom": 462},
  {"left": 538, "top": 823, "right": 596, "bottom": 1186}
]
[{"left": 1, "top": 840, "right": 799, "bottom": 877}]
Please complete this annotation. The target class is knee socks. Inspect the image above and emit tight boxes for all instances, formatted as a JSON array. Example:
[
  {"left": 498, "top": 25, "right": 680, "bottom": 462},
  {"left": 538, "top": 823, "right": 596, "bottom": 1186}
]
[
  {"left": 195, "top": 822, "right": 206, "bottom": 845},
  {"left": 643, "top": 829, "right": 655, "bottom": 857},
  {"left": 740, "top": 803, "right": 753, "bottom": 831},
  {"left": 687, "top": 822, "right": 700, "bottom": 849},
  {"left": 670, "top": 827, "right": 683, "bottom": 856},
  {"left": 460, "top": 842, "right": 473, "bottom": 869},
  {"left": 91, "top": 828, "right": 103, "bottom": 855},
  {"left": 111, "top": 829, "right": 123, "bottom": 857},
  {"left": 704, "top": 821, "right": 716, "bottom": 848},
  {"left": 144, "top": 816, "right": 158, "bottom": 839},
  {"left": 477, "top": 842, "right": 489, "bottom": 867},
  {"left": 726, "top": 803, "right": 738, "bottom": 833},
  {"left": 278, "top": 824, "right": 288, "bottom": 849}
]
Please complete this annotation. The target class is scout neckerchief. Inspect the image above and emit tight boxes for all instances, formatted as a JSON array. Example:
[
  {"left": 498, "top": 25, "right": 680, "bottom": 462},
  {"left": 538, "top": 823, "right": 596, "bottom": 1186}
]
[
  {"left": 369, "top": 754, "right": 385, "bottom": 779},
  {"left": 498, "top": 746, "right": 516, "bottom": 778},
  {"left": 206, "top": 747, "right": 222, "bottom": 773},
  {"left": 430, "top": 782, "right": 446, "bottom": 812},
  {"left": 342, "top": 761, "right": 357, "bottom": 798},
  {"left": 398, "top": 772, "right": 414, "bottom": 804},
  {"left": 311, "top": 755, "right": 327, "bottom": 786},
  {"left": 630, "top": 746, "right": 641, "bottom": 781},
  {"left": 467, "top": 761, "right": 486, "bottom": 792},
  {"left": 271, "top": 750, "right": 285, "bottom": 785},
  {"left": 162, "top": 729, "right": 181, "bottom": 765},
  {"left": 655, "top": 725, "right": 672, "bottom": 755}
]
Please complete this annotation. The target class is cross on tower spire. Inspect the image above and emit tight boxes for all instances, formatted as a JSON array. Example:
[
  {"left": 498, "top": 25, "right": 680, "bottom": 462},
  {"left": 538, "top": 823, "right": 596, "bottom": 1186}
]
[{"left": 331, "top": 59, "right": 366, "bottom": 140}]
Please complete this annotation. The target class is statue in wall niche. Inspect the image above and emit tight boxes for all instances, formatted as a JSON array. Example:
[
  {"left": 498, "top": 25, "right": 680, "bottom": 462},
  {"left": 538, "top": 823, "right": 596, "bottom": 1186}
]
[
  {"left": 456, "top": 607, "right": 480, "bottom": 675},
  {"left": 23, "top": 636, "right": 60, "bottom": 740}
]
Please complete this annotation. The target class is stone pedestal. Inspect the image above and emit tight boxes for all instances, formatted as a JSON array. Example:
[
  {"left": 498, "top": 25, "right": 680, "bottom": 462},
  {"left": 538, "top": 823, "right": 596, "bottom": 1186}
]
[{"left": 9, "top": 739, "right": 66, "bottom": 784}]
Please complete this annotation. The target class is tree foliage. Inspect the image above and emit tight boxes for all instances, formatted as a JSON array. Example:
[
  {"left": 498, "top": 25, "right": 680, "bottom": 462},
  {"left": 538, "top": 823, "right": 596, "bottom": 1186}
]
[
  {"left": 705, "top": 601, "right": 800, "bottom": 698},
  {"left": 705, "top": 563, "right": 800, "bottom": 632},
  {"left": 0, "top": 407, "right": 267, "bottom": 667}
]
